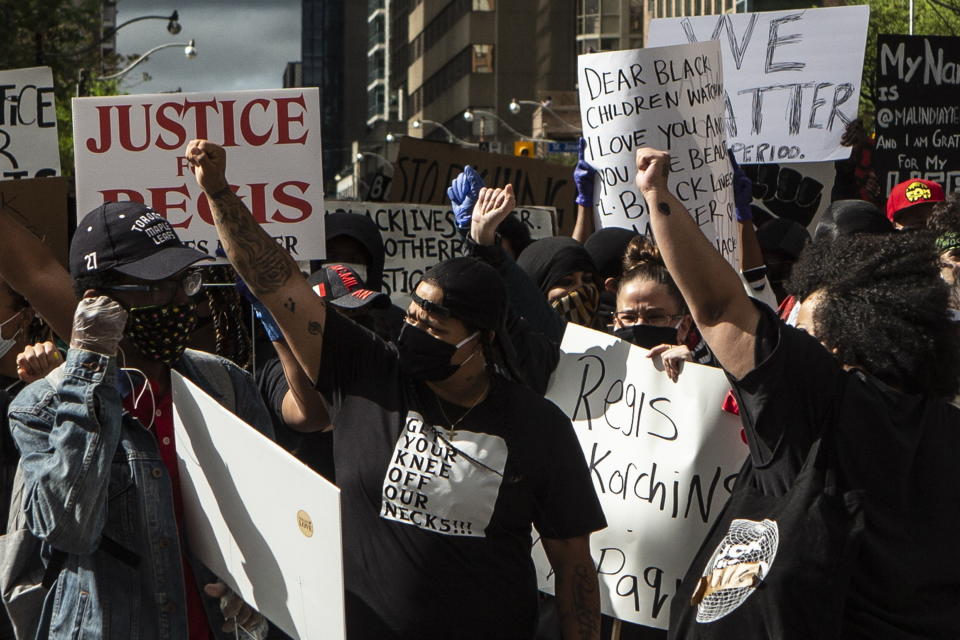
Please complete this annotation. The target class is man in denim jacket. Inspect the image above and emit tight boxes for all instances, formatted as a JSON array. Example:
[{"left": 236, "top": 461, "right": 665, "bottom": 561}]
[{"left": 8, "top": 202, "right": 275, "bottom": 639}]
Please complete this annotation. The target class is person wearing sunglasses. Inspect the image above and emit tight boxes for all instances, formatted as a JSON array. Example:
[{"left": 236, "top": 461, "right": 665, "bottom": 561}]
[{"left": 7, "top": 202, "right": 274, "bottom": 640}]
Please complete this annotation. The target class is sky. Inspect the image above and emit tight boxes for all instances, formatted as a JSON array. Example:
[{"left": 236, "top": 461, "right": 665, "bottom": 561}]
[{"left": 114, "top": 0, "right": 300, "bottom": 95}]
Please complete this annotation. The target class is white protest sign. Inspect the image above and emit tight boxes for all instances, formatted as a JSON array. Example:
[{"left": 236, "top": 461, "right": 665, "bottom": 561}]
[
  {"left": 172, "top": 373, "right": 345, "bottom": 640},
  {"left": 73, "top": 88, "right": 325, "bottom": 260},
  {"left": 532, "top": 324, "right": 748, "bottom": 628},
  {"left": 325, "top": 201, "right": 556, "bottom": 305},
  {"left": 578, "top": 41, "right": 739, "bottom": 268},
  {"left": 648, "top": 5, "right": 870, "bottom": 165},
  {"left": 0, "top": 66, "right": 60, "bottom": 180}
]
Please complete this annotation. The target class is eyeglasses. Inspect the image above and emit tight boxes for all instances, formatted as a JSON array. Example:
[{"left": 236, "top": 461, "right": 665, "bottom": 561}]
[
  {"left": 611, "top": 310, "right": 683, "bottom": 327},
  {"left": 102, "top": 270, "right": 203, "bottom": 298}
]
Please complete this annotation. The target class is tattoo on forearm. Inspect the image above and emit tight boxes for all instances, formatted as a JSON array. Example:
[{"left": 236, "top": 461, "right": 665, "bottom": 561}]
[
  {"left": 657, "top": 202, "right": 672, "bottom": 216},
  {"left": 307, "top": 321, "right": 323, "bottom": 336},
  {"left": 210, "top": 190, "right": 296, "bottom": 296},
  {"left": 284, "top": 297, "right": 296, "bottom": 313},
  {"left": 571, "top": 564, "right": 598, "bottom": 640}
]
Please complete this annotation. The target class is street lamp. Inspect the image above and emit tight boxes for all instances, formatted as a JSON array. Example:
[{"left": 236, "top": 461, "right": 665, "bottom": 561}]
[
  {"left": 463, "top": 108, "right": 557, "bottom": 143},
  {"left": 509, "top": 97, "right": 582, "bottom": 133},
  {"left": 97, "top": 39, "right": 197, "bottom": 81},
  {"left": 356, "top": 151, "right": 394, "bottom": 171},
  {"left": 412, "top": 118, "right": 479, "bottom": 148}
]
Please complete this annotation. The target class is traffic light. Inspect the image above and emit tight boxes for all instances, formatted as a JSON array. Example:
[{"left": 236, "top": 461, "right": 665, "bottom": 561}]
[{"left": 514, "top": 141, "right": 535, "bottom": 157}]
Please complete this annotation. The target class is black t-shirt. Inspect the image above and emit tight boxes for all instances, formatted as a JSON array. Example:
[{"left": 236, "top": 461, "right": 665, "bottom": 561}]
[
  {"left": 316, "top": 310, "right": 606, "bottom": 640},
  {"left": 255, "top": 356, "right": 336, "bottom": 481},
  {"left": 670, "top": 302, "right": 960, "bottom": 639}
]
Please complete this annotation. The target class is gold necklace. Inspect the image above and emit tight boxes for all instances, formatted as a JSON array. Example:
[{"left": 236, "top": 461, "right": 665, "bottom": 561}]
[{"left": 434, "top": 380, "right": 489, "bottom": 438}]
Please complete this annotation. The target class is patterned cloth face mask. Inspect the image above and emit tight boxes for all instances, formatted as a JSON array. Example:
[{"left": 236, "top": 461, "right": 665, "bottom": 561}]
[
  {"left": 551, "top": 284, "right": 600, "bottom": 327},
  {"left": 125, "top": 301, "right": 198, "bottom": 364}
]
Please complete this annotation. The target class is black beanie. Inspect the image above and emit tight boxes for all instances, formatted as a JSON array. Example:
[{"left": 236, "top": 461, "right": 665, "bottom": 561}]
[{"left": 420, "top": 257, "right": 506, "bottom": 331}]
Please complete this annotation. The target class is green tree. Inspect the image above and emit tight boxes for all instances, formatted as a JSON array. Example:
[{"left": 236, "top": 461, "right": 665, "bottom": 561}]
[
  {"left": 853, "top": 0, "right": 960, "bottom": 122},
  {"left": 0, "top": 0, "right": 122, "bottom": 176}
]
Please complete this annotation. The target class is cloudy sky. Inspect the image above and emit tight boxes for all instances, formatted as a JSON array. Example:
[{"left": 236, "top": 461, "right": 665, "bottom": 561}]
[{"left": 115, "top": 0, "right": 300, "bottom": 95}]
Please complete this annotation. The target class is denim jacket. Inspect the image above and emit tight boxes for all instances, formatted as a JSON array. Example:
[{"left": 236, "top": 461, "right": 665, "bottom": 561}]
[{"left": 8, "top": 347, "right": 274, "bottom": 640}]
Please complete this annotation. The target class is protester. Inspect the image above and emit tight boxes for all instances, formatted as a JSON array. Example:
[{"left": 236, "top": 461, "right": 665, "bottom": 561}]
[
  {"left": 7, "top": 202, "right": 273, "bottom": 640},
  {"left": 186, "top": 138, "right": 606, "bottom": 640},
  {"left": 518, "top": 236, "right": 601, "bottom": 328},
  {"left": 572, "top": 137, "right": 598, "bottom": 243},
  {"left": 634, "top": 146, "right": 960, "bottom": 639},
  {"left": 190, "top": 264, "right": 253, "bottom": 369},
  {"left": 255, "top": 263, "right": 392, "bottom": 480},
  {"left": 886, "top": 177, "right": 945, "bottom": 230},
  {"left": 926, "top": 193, "right": 960, "bottom": 315},
  {"left": 584, "top": 227, "right": 638, "bottom": 320},
  {"left": 812, "top": 199, "right": 893, "bottom": 244},
  {"left": 610, "top": 236, "right": 694, "bottom": 383}
]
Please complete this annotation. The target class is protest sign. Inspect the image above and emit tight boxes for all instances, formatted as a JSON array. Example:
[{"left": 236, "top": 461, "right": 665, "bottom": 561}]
[
  {"left": 874, "top": 34, "right": 960, "bottom": 195},
  {"left": 648, "top": 5, "right": 870, "bottom": 165},
  {"left": 577, "top": 41, "right": 739, "bottom": 267},
  {"left": 0, "top": 66, "right": 60, "bottom": 180},
  {"left": 387, "top": 136, "right": 576, "bottom": 234},
  {"left": 72, "top": 88, "right": 325, "bottom": 260},
  {"left": 532, "top": 324, "right": 748, "bottom": 628},
  {"left": 0, "top": 176, "right": 69, "bottom": 267},
  {"left": 172, "top": 373, "right": 345, "bottom": 640},
  {"left": 325, "top": 200, "right": 555, "bottom": 305}
]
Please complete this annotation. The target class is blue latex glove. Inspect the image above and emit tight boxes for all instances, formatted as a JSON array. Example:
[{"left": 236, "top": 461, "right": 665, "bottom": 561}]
[
  {"left": 574, "top": 138, "right": 596, "bottom": 206},
  {"left": 235, "top": 277, "right": 283, "bottom": 342},
  {"left": 728, "top": 149, "right": 754, "bottom": 223},
  {"left": 446, "top": 165, "right": 484, "bottom": 230}
]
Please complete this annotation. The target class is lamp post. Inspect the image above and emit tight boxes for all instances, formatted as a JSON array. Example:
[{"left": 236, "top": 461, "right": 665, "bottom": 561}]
[
  {"left": 412, "top": 118, "right": 479, "bottom": 148},
  {"left": 508, "top": 98, "right": 582, "bottom": 133},
  {"left": 59, "top": 11, "right": 183, "bottom": 58},
  {"left": 356, "top": 151, "right": 394, "bottom": 171},
  {"left": 463, "top": 108, "right": 557, "bottom": 144},
  {"left": 96, "top": 40, "right": 197, "bottom": 81}
]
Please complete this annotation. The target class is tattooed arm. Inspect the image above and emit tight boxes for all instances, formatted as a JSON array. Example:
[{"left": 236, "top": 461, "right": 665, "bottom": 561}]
[
  {"left": 543, "top": 535, "right": 600, "bottom": 640},
  {"left": 635, "top": 148, "right": 759, "bottom": 379},
  {"left": 185, "top": 139, "right": 327, "bottom": 383}
]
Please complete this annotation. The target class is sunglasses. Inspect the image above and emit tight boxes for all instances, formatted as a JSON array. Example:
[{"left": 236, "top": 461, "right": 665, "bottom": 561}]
[{"left": 101, "top": 270, "right": 203, "bottom": 298}]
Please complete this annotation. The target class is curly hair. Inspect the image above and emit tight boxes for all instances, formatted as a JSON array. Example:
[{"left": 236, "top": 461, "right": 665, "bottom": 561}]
[
  {"left": 618, "top": 236, "right": 688, "bottom": 314},
  {"left": 926, "top": 193, "right": 960, "bottom": 238},
  {"left": 786, "top": 231, "right": 959, "bottom": 397}
]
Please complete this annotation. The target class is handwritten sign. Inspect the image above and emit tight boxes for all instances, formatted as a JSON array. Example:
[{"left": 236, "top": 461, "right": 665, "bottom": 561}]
[
  {"left": 325, "top": 201, "right": 555, "bottom": 306},
  {"left": 0, "top": 66, "right": 60, "bottom": 180},
  {"left": 578, "top": 41, "right": 738, "bottom": 267},
  {"left": 532, "top": 324, "right": 748, "bottom": 628},
  {"left": 874, "top": 34, "right": 960, "bottom": 194},
  {"left": 387, "top": 137, "right": 576, "bottom": 234},
  {"left": 72, "top": 88, "right": 325, "bottom": 260},
  {"left": 648, "top": 5, "right": 870, "bottom": 164}
]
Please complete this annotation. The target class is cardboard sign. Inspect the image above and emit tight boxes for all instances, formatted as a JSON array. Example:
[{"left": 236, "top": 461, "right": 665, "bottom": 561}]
[
  {"left": 648, "top": 5, "right": 870, "bottom": 164},
  {"left": 325, "top": 200, "right": 556, "bottom": 305},
  {"left": 874, "top": 34, "right": 960, "bottom": 194},
  {"left": 532, "top": 324, "right": 748, "bottom": 628},
  {"left": 0, "top": 66, "right": 60, "bottom": 179},
  {"left": 72, "top": 88, "right": 325, "bottom": 260},
  {"left": 578, "top": 41, "right": 739, "bottom": 268},
  {"left": 0, "top": 176, "right": 69, "bottom": 267},
  {"left": 172, "top": 373, "right": 345, "bottom": 640},
  {"left": 386, "top": 137, "right": 576, "bottom": 235}
]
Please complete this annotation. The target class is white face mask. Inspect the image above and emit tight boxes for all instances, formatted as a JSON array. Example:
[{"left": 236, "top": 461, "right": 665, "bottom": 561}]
[{"left": 0, "top": 310, "right": 24, "bottom": 360}]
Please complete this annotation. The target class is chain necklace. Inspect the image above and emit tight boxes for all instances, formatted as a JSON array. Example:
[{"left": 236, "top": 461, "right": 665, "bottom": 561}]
[{"left": 433, "top": 379, "right": 489, "bottom": 437}]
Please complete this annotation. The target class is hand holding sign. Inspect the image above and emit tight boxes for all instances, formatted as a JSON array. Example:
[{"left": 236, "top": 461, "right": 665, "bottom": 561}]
[{"left": 471, "top": 184, "right": 516, "bottom": 246}]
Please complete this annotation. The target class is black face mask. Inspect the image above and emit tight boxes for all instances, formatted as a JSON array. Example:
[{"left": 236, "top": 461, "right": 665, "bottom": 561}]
[
  {"left": 396, "top": 323, "right": 478, "bottom": 381},
  {"left": 613, "top": 324, "right": 678, "bottom": 350}
]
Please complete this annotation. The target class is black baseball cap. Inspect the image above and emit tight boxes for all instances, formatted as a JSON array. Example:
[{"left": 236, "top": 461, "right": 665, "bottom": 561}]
[
  {"left": 70, "top": 202, "right": 212, "bottom": 280},
  {"left": 307, "top": 263, "right": 390, "bottom": 310}
]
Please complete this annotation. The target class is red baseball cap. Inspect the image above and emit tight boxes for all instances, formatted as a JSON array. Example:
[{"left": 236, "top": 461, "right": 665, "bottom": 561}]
[{"left": 886, "top": 179, "right": 945, "bottom": 222}]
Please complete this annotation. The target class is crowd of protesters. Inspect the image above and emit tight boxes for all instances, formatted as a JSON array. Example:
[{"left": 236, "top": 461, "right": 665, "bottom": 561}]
[{"left": 0, "top": 112, "right": 958, "bottom": 640}]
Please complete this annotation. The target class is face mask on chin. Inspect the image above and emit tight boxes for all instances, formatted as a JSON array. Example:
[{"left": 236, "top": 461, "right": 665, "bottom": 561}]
[
  {"left": 124, "top": 301, "right": 198, "bottom": 365},
  {"left": 396, "top": 322, "right": 479, "bottom": 382},
  {"left": 612, "top": 323, "right": 679, "bottom": 350}
]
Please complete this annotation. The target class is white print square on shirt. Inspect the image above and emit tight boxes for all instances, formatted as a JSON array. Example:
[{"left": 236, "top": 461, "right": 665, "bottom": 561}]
[{"left": 380, "top": 411, "right": 508, "bottom": 537}]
